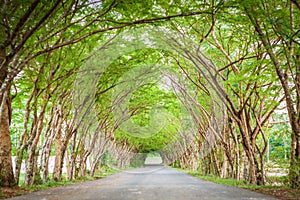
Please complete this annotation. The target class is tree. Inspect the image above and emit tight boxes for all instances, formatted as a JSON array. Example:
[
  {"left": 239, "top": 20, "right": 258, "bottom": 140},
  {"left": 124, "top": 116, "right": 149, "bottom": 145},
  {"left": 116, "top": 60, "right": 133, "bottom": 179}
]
[
  {"left": 242, "top": 0, "right": 300, "bottom": 188},
  {"left": 0, "top": 55, "right": 15, "bottom": 186},
  {"left": 0, "top": 0, "right": 213, "bottom": 186},
  {"left": 1, "top": 0, "right": 298, "bottom": 189}
]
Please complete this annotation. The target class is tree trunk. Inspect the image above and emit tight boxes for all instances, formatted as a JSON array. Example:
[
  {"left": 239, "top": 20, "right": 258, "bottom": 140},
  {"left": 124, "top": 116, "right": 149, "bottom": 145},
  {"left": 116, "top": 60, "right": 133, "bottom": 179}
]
[
  {"left": 53, "top": 117, "right": 63, "bottom": 181},
  {"left": 221, "top": 151, "right": 228, "bottom": 178},
  {"left": 289, "top": 54, "right": 300, "bottom": 188},
  {"left": 290, "top": 130, "right": 300, "bottom": 188},
  {"left": 24, "top": 146, "right": 36, "bottom": 186},
  {"left": 0, "top": 48, "right": 15, "bottom": 187},
  {"left": 14, "top": 93, "right": 34, "bottom": 184},
  {"left": 244, "top": 5, "right": 300, "bottom": 187},
  {"left": 65, "top": 150, "right": 72, "bottom": 180},
  {"left": 24, "top": 101, "right": 47, "bottom": 186},
  {"left": 0, "top": 93, "right": 15, "bottom": 187},
  {"left": 289, "top": 126, "right": 300, "bottom": 188},
  {"left": 288, "top": 2, "right": 300, "bottom": 186},
  {"left": 40, "top": 106, "right": 58, "bottom": 182}
]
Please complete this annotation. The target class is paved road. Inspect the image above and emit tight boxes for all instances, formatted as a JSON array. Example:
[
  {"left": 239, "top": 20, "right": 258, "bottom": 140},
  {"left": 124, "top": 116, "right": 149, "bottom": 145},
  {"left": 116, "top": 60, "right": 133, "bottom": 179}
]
[{"left": 8, "top": 165, "right": 277, "bottom": 200}]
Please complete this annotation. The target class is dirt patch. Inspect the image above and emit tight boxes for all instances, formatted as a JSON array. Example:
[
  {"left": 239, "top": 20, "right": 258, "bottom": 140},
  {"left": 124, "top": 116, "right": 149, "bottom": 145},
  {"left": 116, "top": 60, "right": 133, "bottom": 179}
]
[
  {"left": 0, "top": 186, "right": 28, "bottom": 199},
  {"left": 251, "top": 188, "right": 299, "bottom": 200}
]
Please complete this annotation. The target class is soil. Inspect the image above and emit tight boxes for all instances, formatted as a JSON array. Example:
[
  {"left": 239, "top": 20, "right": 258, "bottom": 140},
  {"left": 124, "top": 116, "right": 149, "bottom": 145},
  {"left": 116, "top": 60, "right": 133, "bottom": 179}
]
[
  {"left": 0, "top": 186, "right": 27, "bottom": 199},
  {"left": 250, "top": 188, "right": 300, "bottom": 200}
]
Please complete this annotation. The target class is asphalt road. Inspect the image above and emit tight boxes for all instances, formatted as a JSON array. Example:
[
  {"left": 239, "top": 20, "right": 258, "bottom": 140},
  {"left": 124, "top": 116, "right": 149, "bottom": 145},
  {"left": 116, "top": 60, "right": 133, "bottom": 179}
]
[{"left": 8, "top": 165, "right": 278, "bottom": 200}]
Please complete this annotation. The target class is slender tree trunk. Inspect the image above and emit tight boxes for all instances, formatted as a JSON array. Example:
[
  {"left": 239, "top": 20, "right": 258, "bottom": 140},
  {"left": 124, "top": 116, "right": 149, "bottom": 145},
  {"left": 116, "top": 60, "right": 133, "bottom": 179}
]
[
  {"left": 14, "top": 97, "right": 32, "bottom": 184},
  {"left": 24, "top": 147, "right": 36, "bottom": 186},
  {"left": 33, "top": 153, "right": 42, "bottom": 184},
  {"left": 0, "top": 48, "right": 15, "bottom": 187},
  {"left": 221, "top": 152, "right": 228, "bottom": 178},
  {"left": 24, "top": 100, "right": 47, "bottom": 186},
  {"left": 237, "top": 117, "right": 258, "bottom": 184},
  {"left": 90, "top": 160, "right": 100, "bottom": 177},
  {"left": 68, "top": 131, "right": 77, "bottom": 181},
  {"left": 221, "top": 121, "right": 235, "bottom": 178},
  {"left": 53, "top": 113, "right": 63, "bottom": 181},
  {"left": 90, "top": 137, "right": 109, "bottom": 177},
  {"left": 90, "top": 152, "right": 104, "bottom": 177},
  {"left": 57, "top": 128, "right": 75, "bottom": 181},
  {"left": 65, "top": 150, "right": 72, "bottom": 180},
  {"left": 41, "top": 133, "right": 53, "bottom": 182},
  {"left": 40, "top": 106, "right": 56, "bottom": 182}
]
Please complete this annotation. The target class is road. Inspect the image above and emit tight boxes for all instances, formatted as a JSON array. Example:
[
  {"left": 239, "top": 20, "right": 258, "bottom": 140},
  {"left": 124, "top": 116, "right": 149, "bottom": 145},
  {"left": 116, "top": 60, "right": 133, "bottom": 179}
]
[{"left": 8, "top": 165, "right": 277, "bottom": 200}]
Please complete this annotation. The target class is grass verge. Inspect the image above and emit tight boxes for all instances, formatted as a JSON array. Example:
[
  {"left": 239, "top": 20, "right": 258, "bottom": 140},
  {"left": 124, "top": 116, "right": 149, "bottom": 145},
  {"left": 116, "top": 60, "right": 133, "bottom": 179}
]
[
  {"left": 0, "top": 167, "right": 121, "bottom": 199},
  {"left": 176, "top": 168, "right": 299, "bottom": 200}
]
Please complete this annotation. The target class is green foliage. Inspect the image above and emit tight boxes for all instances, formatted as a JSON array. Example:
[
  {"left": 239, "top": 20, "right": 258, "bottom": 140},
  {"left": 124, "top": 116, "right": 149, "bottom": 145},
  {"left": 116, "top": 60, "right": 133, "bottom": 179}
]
[
  {"left": 130, "top": 153, "right": 147, "bottom": 167},
  {"left": 4, "top": 0, "right": 298, "bottom": 190},
  {"left": 267, "top": 113, "right": 292, "bottom": 163}
]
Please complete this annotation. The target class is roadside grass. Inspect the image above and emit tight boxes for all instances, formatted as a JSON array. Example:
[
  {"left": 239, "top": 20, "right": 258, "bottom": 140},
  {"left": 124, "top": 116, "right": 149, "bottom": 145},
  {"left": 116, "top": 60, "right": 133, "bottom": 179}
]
[
  {"left": 176, "top": 168, "right": 299, "bottom": 200},
  {"left": 0, "top": 167, "right": 121, "bottom": 199},
  {"left": 22, "top": 167, "right": 121, "bottom": 191}
]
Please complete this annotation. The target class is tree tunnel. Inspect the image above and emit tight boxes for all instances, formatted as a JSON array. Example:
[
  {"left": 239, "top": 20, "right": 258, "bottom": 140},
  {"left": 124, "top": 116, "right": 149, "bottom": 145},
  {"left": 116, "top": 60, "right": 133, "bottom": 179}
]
[{"left": 74, "top": 27, "right": 225, "bottom": 171}]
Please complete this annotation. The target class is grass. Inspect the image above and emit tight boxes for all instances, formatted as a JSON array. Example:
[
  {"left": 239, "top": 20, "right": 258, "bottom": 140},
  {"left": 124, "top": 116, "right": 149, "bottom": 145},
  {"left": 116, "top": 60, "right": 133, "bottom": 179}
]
[
  {"left": 0, "top": 167, "right": 122, "bottom": 199},
  {"left": 175, "top": 168, "right": 299, "bottom": 200},
  {"left": 179, "top": 169, "right": 248, "bottom": 187},
  {"left": 23, "top": 167, "right": 121, "bottom": 191}
]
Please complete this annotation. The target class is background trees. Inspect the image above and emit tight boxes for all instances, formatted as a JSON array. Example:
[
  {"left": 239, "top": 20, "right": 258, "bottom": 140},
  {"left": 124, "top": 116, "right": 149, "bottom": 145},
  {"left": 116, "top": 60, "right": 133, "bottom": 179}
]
[{"left": 0, "top": 0, "right": 299, "bottom": 189}]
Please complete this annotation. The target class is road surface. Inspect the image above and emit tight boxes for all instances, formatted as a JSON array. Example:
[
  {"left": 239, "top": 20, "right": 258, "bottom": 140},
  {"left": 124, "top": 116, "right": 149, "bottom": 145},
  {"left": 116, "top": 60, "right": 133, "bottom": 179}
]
[{"left": 8, "top": 165, "right": 277, "bottom": 200}]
